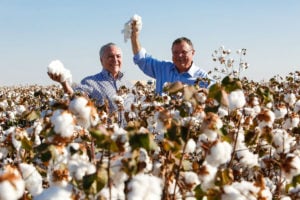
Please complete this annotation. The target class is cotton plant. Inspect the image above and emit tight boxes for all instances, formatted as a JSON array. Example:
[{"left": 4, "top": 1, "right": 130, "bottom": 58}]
[
  {"left": 68, "top": 96, "right": 99, "bottom": 129},
  {"left": 0, "top": 165, "right": 25, "bottom": 200},
  {"left": 50, "top": 109, "right": 75, "bottom": 139},
  {"left": 272, "top": 129, "right": 296, "bottom": 154},
  {"left": 221, "top": 180, "right": 272, "bottom": 200},
  {"left": 126, "top": 173, "right": 163, "bottom": 200},
  {"left": 228, "top": 89, "right": 246, "bottom": 112},
  {"left": 205, "top": 140, "right": 233, "bottom": 167},
  {"left": 282, "top": 112, "right": 299, "bottom": 130},
  {"left": 67, "top": 143, "right": 96, "bottom": 181},
  {"left": 122, "top": 14, "right": 142, "bottom": 42},
  {"left": 47, "top": 60, "right": 72, "bottom": 84},
  {"left": 19, "top": 163, "right": 43, "bottom": 197},
  {"left": 34, "top": 185, "right": 74, "bottom": 200},
  {"left": 212, "top": 46, "right": 249, "bottom": 80},
  {"left": 274, "top": 102, "right": 288, "bottom": 119}
]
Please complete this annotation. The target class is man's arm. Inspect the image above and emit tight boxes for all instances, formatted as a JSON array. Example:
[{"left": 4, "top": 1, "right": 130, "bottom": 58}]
[{"left": 130, "top": 20, "right": 142, "bottom": 55}]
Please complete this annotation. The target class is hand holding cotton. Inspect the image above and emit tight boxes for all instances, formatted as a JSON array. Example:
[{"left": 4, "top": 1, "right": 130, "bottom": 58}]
[{"left": 122, "top": 14, "right": 142, "bottom": 42}]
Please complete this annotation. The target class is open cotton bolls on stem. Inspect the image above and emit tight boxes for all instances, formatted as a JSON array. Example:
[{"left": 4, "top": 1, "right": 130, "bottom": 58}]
[
  {"left": 228, "top": 89, "right": 246, "bottom": 111},
  {"left": 50, "top": 109, "right": 75, "bottom": 138},
  {"left": 19, "top": 163, "right": 43, "bottom": 197},
  {"left": 0, "top": 165, "right": 25, "bottom": 200},
  {"left": 127, "top": 173, "right": 163, "bottom": 200},
  {"left": 69, "top": 96, "right": 99, "bottom": 128},
  {"left": 205, "top": 140, "right": 233, "bottom": 167}
]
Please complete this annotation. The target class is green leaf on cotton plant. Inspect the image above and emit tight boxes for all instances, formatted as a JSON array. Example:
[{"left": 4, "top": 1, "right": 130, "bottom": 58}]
[
  {"left": 221, "top": 76, "right": 243, "bottom": 93},
  {"left": 82, "top": 172, "right": 97, "bottom": 191},
  {"left": 256, "top": 86, "right": 274, "bottom": 104},
  {"left": 215, "top": 168, "right": 234, "bottom": 186},
  {"left": 286, "top": 174, "right": 300, "bottom": 192},
  {"left": 89, "top": 129, "right": 119, "bottom": 152},
  {"left": 206, "top": 83, "right": 228, "bottom": 113},
  {"left": 24, "top": 110, "right": 40, "bottom": 121},
  {"left": 21, "top": 136, "right": 33, "bottom": 151},
  {"left": 129, "top": 133, "right": 150, "bottom": 151},
  {"left": 34, "top": 143, "right": 52, "bottom": 163}
]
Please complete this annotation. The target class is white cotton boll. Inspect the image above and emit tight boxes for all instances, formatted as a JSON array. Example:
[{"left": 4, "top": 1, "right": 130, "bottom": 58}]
[
  {"left": 228, "top": 89, "right": 246, "bottom": 111},
  {"left": 0, "top": 100, "right": 8, "bottom": 110},
  {"left": 139, "top": 148, "right": 152, "bottom": 172},
  {"left": 183, "top": 171, "right": 200, "bottom": 188},
  {"left": 185, "top": 138, "right": 196, "bottom": 153},
  {"left": 205, "top": 141, "right": 232, "bottom": 167},
  {"left": 284, "top": 93, "right": 296, "bottom": 106},
  {"left": 198, "top": 163, "right": 218, "bottom": 192},
  {"left": 280, "top": 196, "right": 292, "bottom": 200},
  {"left": 16, "top": 105, "right": 26, "bottom": 115},
  {"left": 167, "top": 179, "right": 182, "bottom": 199},
  {"left": 98, "top": 185, "right": 121, "bottom": 200},
  {"left": 257, "top": 109, "right": 275, "bottom": 129},
  {"left": 274, "top": 105, "right": 288, "bottom": 119},
  {"left": 218, "top": 106, "right": 228, "bottom": 118},
  {"left": 47, "top": 60, "right": 72, "bottom": 83},
  {"left": 0, "top": 166, "right": 25, "bottom": 200},
  {"left": 113, "top": 95, "right": 124, "bottom": 106},
  {"left": 222, "top": 181, "right": 260, "bottom": 200},
  {"left": 272, "top": 129, "right": 296, "bottom": 154},
  {"left": 124, "top": 93, "right": 135, "bottom": 112},
  {"left": 221, "top": 185, "right": 243, "bottom": 200},
  {"left": 68, "top": 160, "right": 96, "bottom": 180},
  {"left": 110, "top": 158, "right": 129, "bottom": 190},
  {"left": 34, "top": 185, "right": 73, "bottom": 200},
  {"left": 294, "top": 100, "right": 300, "bottom": 113},
  {"left": 283, "top": 114, "right": 300, "bottom": 129},
  {"left": 0, "top": 147, "right": 8, "bottom": 160},
  {"left": 282, "top": 154, "right": 300, "bottom": 182},
  {"left": 122, "top": 14, "right": 142, "bottom": 42},
  {"left": 0, "top": 180, "right": 25, "bottom": 200},
  {"left": 68, "top": 96, "right": 99, "bottom": 128},
  {"left": 19, "top": 163, "right": 43, "bottom": 196},
  {"left": 127, "top": 173, "right": 163, "bottom": 200},
  {"left": 50, "top": 109, "right": 74, "bottom": 138},
  {"left": 198, "top": 129, "right": 219, "bottom": 144},
  {"left": 152, "top": 161, "right": 162, "bottom": 177},
  {"left": 236, "top": 148, "right": 259, "bottom": 167}
]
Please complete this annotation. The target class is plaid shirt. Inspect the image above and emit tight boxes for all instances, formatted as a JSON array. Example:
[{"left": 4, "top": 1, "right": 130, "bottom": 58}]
[{"left": 74, "top": 69, "right": 133, "bottom": 113}]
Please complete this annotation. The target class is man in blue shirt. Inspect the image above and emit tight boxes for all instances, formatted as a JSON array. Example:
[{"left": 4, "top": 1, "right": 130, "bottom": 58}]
[
  {"left": 130, "top": 21, "right": 214, "bottom": 95},
  {"left": 48, "top": 43, "right": 133, "bottom": 114}
]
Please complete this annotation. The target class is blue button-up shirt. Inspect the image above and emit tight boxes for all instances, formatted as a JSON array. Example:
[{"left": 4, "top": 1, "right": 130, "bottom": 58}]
[
  {"left": 74, "top": 69, "right": 133, "bottom": 113},
  {"left": 134, "top": 48, "right": 213, "bottom": 94}
]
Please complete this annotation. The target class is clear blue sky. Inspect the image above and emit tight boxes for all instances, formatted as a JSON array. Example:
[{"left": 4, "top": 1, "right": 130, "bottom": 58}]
[{"left": 1, "top": 0, "right": 299, "bottom": 86}]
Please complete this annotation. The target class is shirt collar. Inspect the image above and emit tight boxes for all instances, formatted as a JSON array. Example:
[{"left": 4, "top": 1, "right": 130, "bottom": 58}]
[
  {"left": 171, "top": 62, "right": 197, "bottom": 76},
  {"left": 101, "top": 69, "right": 124, "bottom": 80}
]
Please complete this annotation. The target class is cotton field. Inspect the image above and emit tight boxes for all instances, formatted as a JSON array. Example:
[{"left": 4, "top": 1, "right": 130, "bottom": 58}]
[{"left": 0, "top": 71, "right": 300, "bottom": 200}]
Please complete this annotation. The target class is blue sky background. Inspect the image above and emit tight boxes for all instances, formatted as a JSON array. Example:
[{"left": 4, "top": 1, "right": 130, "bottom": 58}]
[{"left": 1, "top": 1, "right": 299, "bottom": 86}]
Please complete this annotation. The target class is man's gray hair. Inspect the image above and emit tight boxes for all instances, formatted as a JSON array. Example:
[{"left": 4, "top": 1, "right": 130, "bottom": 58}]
[{"left": 99, "top": 42, "right": 118, "bottom": 58}]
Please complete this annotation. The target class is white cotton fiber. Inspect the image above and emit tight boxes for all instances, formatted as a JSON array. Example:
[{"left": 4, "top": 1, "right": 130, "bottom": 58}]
[
  {"left": 122, "top": 14, "right": 142, "bottom": 42},
  {"left": 47, "top": 60, "right": 72, "bottom": 83}
]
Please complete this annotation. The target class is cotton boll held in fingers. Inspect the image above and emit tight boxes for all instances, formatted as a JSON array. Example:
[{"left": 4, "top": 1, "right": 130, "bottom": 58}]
[
  {"left": 47, "top": 60, "right": 72, "bottom": 84},
  {"left": 122, "top": 14, "right": 142, "bottom": 42}
]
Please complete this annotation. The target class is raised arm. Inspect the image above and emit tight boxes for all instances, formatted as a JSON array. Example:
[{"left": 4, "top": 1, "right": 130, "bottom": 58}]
[{"left": 130, "top": 20, "right": 142, "bottom": 55}]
